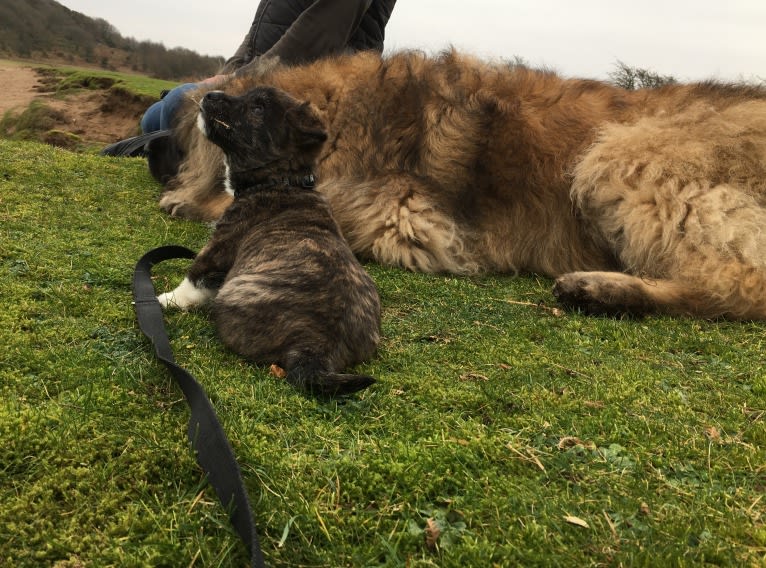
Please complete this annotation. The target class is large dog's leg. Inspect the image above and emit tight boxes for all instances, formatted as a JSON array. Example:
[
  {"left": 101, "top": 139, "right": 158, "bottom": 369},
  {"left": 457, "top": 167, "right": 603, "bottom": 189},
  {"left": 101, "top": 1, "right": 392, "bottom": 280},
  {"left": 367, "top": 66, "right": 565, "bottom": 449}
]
[
  {"left": 321, "top": 174, "right": 479, "bottom": 274},
  {"left": 158, "top": 131, "right": 233, "bottom": 221},
  {"left": 554, "top": 263, "right": 766, "bottom": 320},
  {"left": 564, "top": 102, "right": 766, "bottom": 319},
  {"left": 561, "top": 181, "right": 766, "bottom": 319},
  {"left": 159, "top": 176, "right": 233, "bottom": 221},
  {"left": 552, "top": 272, "right": 719, "bottom": 318}
]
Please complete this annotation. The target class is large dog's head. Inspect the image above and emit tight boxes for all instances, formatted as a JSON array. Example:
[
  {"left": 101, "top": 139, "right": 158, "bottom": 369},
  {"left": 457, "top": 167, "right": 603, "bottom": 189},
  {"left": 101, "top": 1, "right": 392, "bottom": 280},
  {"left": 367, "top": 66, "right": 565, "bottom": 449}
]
[{"left": 195, "top": 86, "right": 327, "bottom": 192}]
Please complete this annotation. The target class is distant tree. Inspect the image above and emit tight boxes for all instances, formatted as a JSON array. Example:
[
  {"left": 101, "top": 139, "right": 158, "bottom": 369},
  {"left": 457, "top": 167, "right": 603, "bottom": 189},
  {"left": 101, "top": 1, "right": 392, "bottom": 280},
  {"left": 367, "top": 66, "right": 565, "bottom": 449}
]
[
  {"left": 2, "top": 0, "right": 224, "bottom": 80},
  {"left": 609, "top": 61, "right": 677, "bottom": 90},
  {"left": 506, "top": 55, "right": 530, "bottom": 69},
  {"left": 93, "top": 18, "right": 121, "bottom": 48}
]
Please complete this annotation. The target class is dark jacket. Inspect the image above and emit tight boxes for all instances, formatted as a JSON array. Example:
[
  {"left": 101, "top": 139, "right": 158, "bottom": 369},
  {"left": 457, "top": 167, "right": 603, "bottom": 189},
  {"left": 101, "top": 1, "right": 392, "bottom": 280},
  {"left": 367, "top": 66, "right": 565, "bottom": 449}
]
[{"left": 221, "top": 0, "right": 397, "bottom": 73}]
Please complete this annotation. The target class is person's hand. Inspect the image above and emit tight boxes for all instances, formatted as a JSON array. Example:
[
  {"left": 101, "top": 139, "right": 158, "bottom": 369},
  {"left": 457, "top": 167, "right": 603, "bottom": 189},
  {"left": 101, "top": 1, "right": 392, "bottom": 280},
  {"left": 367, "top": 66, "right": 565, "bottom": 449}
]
[{"left": 199, "top": 74, "right": 230, "bottom": 86}]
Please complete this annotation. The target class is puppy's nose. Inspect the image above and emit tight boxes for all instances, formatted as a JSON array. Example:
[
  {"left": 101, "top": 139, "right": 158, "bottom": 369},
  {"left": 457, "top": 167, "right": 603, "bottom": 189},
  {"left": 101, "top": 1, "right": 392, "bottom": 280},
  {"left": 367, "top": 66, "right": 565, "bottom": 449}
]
[{"left": 204, "top": 90, "right": 226, "bottom": 102}]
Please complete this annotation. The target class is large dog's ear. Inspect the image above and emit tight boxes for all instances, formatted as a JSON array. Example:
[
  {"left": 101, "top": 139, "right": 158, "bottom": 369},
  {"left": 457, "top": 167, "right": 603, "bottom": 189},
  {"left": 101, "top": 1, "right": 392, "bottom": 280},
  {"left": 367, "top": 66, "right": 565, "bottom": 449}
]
[{"left": 285, "top": 103, "right": 328, "bottom": 149}]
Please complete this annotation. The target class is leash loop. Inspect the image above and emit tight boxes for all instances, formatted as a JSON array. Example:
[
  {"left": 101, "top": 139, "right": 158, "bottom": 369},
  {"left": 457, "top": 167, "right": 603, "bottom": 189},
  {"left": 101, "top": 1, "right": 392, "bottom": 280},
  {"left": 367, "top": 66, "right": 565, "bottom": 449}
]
[{"left": 132, "top": 245, "right": 265, "bottom": 568}]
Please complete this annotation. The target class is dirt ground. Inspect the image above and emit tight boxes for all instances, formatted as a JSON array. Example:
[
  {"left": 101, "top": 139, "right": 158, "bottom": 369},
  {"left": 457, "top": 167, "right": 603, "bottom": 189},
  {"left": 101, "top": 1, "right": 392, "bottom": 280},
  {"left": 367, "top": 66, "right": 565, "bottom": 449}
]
[
  {"left": 0, "top": 61, "right": 145, "bottom": 148},
  {"left": 0, "top": 64, "right": 42, "bottom": 115}
]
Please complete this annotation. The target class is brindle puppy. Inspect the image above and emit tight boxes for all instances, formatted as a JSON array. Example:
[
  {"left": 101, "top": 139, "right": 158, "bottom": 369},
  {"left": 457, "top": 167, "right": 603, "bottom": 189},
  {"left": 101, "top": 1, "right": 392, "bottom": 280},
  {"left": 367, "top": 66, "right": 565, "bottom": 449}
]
[{"left": 158, "top": 86, "right": 381, "bottom": 396}]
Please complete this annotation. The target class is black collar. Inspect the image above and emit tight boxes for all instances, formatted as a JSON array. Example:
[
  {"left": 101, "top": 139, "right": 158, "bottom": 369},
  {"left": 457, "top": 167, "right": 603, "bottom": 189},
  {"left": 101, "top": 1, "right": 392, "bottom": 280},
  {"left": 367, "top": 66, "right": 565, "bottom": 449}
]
[{"left": 233, "top": 174, "right": 316, "bottom": 196}]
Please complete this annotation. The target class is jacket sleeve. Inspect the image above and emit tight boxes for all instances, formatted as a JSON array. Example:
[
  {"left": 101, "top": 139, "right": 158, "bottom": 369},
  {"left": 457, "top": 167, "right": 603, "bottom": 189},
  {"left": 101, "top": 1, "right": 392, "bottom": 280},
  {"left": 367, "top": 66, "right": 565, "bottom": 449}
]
[
  {"left": 220, "top": 27, "right": 256, "bottom": 73},
  {"left": 220, "top": 0, "right": 275, "bottom": 73},
  {"left": 262, "top": 0, "right": 372, "bottom": 65}
]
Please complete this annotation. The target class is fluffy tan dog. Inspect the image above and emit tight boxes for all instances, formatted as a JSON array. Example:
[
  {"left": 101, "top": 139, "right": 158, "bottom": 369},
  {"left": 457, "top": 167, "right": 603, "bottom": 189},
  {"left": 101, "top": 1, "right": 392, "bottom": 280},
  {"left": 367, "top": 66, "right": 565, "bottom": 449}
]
[{"left": 153, "top": 50, "right": 766, "bottom": 320}]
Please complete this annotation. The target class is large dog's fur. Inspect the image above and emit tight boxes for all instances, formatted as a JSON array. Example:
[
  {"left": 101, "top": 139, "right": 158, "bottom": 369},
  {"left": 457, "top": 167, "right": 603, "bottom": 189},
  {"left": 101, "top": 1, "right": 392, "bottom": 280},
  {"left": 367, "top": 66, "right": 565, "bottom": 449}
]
[
  {"left": 158, "top": 86, "right": 380, "bottom": 396},
  {"left": 155, "top": 50, "right": 766, "bottom": 320}
]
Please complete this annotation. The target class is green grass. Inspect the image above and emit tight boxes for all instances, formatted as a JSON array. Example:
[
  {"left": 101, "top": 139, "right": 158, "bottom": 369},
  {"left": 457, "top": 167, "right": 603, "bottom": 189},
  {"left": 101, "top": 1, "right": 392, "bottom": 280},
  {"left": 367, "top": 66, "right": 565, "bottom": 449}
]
[
  {"left": 1, "top": 138, "right": 765, "bottom": 567},
  {"left": 31, "top": 62, "right": 180, "bottom": 98}
]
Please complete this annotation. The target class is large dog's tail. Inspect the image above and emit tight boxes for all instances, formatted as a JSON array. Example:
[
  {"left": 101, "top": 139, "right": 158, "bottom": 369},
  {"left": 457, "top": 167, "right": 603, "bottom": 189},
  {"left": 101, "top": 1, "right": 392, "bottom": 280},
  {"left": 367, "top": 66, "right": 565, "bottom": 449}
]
[{"left": 285, "top": 358, "right": 375, "bottom": 397}]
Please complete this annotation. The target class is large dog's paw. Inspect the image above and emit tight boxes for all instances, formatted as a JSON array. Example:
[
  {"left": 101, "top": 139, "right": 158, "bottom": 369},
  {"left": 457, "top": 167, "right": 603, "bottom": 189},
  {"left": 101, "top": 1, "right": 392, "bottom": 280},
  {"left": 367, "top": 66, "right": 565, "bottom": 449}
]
[
  {"left": 552, "top": 271, "right": 655, "bottom": 317},
  {"left": 159, "top": 190, "right": 232, "bottom": 221},
  {"left": 159, "top": 192, "right": 198, "bottom": 219}
]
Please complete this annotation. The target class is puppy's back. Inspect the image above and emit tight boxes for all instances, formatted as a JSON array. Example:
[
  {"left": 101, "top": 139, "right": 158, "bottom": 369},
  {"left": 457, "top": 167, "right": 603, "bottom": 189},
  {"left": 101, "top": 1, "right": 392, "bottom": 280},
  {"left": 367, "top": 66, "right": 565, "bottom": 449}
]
[{"left": 213, "top": 191, "right": 381, "bottom": 393}]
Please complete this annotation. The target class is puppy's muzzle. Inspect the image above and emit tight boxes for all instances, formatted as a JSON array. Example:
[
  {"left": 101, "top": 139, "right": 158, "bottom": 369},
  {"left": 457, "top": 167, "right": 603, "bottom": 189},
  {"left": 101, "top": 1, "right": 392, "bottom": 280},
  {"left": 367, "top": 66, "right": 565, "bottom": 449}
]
[{"left": 198, "top": 91, "right": 232, "bottom": 133}]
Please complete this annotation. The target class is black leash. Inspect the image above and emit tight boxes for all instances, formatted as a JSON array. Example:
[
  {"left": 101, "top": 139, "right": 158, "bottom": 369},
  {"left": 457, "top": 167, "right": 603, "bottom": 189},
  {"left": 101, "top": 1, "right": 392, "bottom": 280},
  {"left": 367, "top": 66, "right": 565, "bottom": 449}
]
[{"left": 132, "top": 245, "right": 265, "bottom": 568}]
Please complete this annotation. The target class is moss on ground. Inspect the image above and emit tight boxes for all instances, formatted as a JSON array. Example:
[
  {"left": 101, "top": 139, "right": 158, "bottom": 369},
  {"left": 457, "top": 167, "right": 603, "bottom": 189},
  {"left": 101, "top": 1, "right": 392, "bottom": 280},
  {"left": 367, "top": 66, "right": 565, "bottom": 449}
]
[{"left": 1, "top": 139, "right": 764, "bottom": 566}]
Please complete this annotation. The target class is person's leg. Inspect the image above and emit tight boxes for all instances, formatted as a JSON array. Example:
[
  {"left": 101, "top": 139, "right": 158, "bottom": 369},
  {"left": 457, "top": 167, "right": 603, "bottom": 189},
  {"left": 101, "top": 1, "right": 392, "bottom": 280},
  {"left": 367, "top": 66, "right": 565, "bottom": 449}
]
[
  {"left": 158, "top": 83, "right": 199, "bottom": 130},
  {"left": 140, "top": 100, "right": 164, "bottom": 133},
  {"left": 141, "top": 83, "right": 200, "bottom": 133}
]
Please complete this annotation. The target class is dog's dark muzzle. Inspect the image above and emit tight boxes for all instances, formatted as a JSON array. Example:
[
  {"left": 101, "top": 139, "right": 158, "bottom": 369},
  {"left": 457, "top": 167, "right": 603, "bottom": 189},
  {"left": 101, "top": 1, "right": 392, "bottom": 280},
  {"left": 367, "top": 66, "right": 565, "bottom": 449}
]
[
  {"left": 200, "top": 91, "right": 236, "bottom": 119},
  {"left": 200, "top": 91, "right": 237, "bottom": 136}
]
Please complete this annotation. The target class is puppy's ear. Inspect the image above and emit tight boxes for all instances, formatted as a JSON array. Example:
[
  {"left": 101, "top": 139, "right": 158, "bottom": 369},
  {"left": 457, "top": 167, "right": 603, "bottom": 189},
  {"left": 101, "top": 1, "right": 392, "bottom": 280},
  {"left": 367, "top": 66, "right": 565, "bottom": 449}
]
[{"left": 285, "top": 103, "right": 328, "bottom": 148}]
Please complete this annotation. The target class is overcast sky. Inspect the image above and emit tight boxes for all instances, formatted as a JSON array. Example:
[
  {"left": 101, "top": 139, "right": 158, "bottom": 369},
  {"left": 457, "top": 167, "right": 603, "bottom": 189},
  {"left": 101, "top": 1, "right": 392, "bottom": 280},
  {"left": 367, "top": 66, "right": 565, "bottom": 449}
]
[{"left": 57, "top": 0, "right": 765, "bottom": 83}]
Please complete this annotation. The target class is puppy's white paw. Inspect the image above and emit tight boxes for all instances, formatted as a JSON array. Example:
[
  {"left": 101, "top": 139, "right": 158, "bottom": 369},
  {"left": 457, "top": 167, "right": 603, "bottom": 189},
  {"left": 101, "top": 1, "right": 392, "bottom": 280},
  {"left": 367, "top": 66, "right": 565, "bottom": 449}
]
[
  {"left": 157, "top": 291, "right": 176, "bottom": 309},
  {"left": 157, "top": 277, "right": 215, "bottom": 310}
]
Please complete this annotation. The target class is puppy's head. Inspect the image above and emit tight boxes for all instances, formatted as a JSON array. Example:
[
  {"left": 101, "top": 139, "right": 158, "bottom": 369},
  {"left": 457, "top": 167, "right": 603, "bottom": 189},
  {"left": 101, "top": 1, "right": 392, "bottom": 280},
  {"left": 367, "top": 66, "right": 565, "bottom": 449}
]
[{"left": 197, "top": 86, "right": 327, "bottom": 177}]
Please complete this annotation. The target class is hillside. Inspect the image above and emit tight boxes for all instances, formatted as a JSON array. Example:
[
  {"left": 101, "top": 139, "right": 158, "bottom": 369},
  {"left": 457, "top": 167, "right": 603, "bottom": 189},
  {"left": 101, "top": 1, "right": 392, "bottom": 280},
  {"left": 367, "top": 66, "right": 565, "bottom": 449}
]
[
  {"left": 0, "top": 59, "right": 179, "bottom": 152},
  {"left": 0, "top": 0, "right": 224, "bottom": 81}
]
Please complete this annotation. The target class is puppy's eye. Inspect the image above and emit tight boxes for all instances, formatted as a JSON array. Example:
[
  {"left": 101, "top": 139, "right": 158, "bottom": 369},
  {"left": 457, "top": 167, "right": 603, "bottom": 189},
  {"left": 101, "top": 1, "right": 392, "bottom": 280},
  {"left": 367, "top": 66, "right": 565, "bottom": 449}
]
[{"left": 251, "top": 104, "right": 264, "bottom": 116}]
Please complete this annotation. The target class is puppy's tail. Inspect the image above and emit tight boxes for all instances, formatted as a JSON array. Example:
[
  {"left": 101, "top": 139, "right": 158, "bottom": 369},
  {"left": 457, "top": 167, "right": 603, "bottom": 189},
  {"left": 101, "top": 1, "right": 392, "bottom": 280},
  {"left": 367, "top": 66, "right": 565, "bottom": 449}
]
[{"left": 286, "top": 359, "right": 375, "bottom": 397}]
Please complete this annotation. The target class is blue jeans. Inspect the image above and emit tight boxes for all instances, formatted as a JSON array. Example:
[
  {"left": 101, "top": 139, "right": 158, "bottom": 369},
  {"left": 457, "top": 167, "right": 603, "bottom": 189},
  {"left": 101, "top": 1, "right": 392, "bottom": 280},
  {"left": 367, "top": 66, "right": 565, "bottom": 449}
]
[{"left": 140, "top": 83, "right": 199, "bottom": 133}]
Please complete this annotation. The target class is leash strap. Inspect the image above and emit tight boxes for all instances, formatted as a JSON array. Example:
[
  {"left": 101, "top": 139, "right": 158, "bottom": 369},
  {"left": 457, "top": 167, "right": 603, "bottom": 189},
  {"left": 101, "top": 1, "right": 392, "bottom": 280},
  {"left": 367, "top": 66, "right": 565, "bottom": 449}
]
[{"left": 132, "top": 245, "right": 265, "bottom": 568}]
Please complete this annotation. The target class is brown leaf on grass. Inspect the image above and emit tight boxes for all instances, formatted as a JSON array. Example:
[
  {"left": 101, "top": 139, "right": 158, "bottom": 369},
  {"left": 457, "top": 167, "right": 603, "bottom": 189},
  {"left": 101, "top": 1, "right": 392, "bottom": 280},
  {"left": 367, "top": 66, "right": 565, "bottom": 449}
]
[
  {"left": 557, "top": 436, "right": 596, "bottom": 450},
  {"left": 425, "top": 517, "right": 441, "bottom": 549},
  {"left": 269, "top": 364, "right": 286, "bottom": 379},
  {"left": 503, "top": 299, "right": 565, "bottom": 317},
  {"left": 548, "top": 362, "right": 592, "bottom": 380},
  {"left": 564, "top": 515, "right": 589, "bottom": 528},
  {"left": 704, "top": 426, "right": 721, "bottom": 442},
  {"left": 639, "top": 502, "right": 651, "bottom": 516},
  {"left": 459, "top": 372, "right": 489, "bottom": 382}
]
